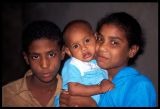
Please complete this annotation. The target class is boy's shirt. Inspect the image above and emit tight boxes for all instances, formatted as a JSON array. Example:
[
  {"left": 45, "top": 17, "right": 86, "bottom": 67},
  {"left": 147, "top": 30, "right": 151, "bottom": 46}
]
[{"left": 2, "top": 69, "right": 62, "bottom": 107}]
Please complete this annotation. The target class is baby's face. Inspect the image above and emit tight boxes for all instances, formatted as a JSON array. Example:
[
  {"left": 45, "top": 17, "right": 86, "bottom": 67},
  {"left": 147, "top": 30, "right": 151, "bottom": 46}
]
[{"left": 65, "top": 24, "right": 96, "bottom": 62}]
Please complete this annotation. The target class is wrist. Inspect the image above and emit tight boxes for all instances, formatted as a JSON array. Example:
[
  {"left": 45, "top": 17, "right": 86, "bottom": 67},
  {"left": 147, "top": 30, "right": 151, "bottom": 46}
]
[{"left": 97, "top": 84, "right": 103, "bottom": 94}]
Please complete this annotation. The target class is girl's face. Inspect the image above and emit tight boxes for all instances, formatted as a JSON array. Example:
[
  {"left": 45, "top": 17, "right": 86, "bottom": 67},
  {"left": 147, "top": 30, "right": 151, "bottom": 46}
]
[
  {"left": 96, "top": 24, "right": 135, "bottom": 73},
  {"left": 65, "top": 24, "right": 96, "bottom": 62}
]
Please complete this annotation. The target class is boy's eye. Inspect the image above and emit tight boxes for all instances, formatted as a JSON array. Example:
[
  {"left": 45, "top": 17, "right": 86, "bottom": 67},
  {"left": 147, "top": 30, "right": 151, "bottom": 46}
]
[
  {"left": 72, "top": 44, "right": 79, "bottom": 49},
  {"left": 49, "top": 52, "right": 56, "bottom": 57},
  {"left": 32, "top": 55, "right": 39, "bottom": 60}
]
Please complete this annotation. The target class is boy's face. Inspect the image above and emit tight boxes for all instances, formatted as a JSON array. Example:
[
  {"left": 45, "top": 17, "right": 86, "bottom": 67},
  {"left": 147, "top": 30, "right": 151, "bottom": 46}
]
[
  {"left": 96, "top": 24, "right": 139, "bottom": 72},
  {"left": 65, "top": 24, "right": 96, "bottom": 62},
  {"left": 24, "top": 38, "right": 64, "bottom": 83}
]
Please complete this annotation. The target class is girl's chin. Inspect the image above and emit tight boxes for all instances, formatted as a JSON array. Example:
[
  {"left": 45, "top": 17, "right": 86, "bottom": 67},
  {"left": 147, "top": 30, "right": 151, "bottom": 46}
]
[{"left": 97, "top": 61, "right": 107, "bottom": 68}]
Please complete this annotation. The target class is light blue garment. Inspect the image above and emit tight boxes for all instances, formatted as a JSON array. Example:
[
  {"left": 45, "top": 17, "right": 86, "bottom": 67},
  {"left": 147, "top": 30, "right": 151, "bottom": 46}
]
[
  {"left": 98, "top": 67, "right": 156, "bottom": 107},
  {"left": 54, "top": 95, "right": 59, "bottom": 107},
  {"left": 62, "top": 57, "right": 108, "bottom": 104}
]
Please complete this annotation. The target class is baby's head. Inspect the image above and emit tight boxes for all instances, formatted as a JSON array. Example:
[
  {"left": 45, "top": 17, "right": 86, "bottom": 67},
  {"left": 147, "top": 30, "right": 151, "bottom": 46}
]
[{"left": 63, "top": 20, "right": 96, "bottom": 62}]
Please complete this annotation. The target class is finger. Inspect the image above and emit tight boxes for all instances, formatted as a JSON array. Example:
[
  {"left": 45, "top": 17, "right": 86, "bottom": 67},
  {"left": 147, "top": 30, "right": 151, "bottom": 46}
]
[
  {"left": 61, "top": 90, "right": 69, "bottom": 94},
  {"left": 59, "top": 92, "right": 70, "bottom": 105},
  {"left": 60, "top": 103, "right": 67, "bottom": 107}
]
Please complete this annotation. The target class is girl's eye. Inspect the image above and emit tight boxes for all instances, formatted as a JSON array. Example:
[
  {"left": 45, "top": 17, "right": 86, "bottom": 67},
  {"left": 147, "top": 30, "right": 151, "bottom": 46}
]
[
  {"left": 95, "top": 33, "right": 104, "bottom": 43},
  {"left": 72, "top": 44, "right": 79, "bottom": 49},
  {"left": 49, "top": 52, "right": 56, "bottom": 57},
  {"left": 111, "top": 40, "right": 119, "bottom": 46},
  {"left": 97, "top": 36, "right": 103, "bottom": 43},
  {"left": 32, "top": 55, "right": 39, "bottom": 60}
]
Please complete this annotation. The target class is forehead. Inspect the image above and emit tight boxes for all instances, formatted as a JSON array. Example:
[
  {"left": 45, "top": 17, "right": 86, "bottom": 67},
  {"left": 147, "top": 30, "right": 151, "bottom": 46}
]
[
  {"left": 67, "top": 23, "right": 92, "bottom": 34},
  {"left": 65, "top": 23, "right": 93, "bottom": 41},
  {"left": 28, "top": 38, "right": 60, "bottom": 53},
  {"left": 99, "top": 24, "right": 126, "bottom": 39}
]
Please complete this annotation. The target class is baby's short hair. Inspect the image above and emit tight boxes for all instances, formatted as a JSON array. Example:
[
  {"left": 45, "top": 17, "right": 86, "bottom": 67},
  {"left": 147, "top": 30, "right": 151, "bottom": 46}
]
[{"left": 62, "top": 19, "right": 93, "bottom": 44}]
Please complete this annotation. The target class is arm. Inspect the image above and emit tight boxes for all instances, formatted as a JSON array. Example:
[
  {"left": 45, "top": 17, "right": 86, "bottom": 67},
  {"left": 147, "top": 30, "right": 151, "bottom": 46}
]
[
  {"left": 60, "top": 90, "right": 97, "bottom": 107},
  {"left": 68, "top": 79, "right": 114, "bottom": 96}
]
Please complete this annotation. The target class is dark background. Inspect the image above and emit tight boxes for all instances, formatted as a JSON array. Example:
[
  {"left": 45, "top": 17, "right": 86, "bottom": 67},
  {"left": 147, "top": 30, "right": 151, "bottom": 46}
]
[{"left": 2, "top": 2, "right": 158, "bottom": 104}]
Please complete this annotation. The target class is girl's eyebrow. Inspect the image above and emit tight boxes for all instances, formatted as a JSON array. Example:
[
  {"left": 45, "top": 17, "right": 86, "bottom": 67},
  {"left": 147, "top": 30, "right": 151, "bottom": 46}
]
[{"left": 108, "top": 36, "right": 122, "bottom": 41}]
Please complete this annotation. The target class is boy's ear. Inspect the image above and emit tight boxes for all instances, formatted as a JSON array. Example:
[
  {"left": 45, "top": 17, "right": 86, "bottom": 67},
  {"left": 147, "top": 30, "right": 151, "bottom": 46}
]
[
  {"left": 23, "top": 52, "right": 29, "bottom": 65},
  {"left": 61, "top": 46, "right": 66, "bottom": 60},
  {"left": 128, "top": 45, "right": 139, "bottom": 58},
  {"left": 65, "top": 46, "right": 72, "bottom": 57}
]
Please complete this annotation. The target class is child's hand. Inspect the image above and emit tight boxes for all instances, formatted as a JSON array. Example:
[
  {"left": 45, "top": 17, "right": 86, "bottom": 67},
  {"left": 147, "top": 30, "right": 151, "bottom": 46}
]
[{"left": 99, "top": 79, "right": 114, "bottom": 93}]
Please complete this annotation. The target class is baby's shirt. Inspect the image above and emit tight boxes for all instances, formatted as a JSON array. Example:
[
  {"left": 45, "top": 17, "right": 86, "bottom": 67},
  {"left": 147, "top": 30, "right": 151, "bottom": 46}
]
[{"left": 61, "top": 57, "right": 108, "bottom": 103}]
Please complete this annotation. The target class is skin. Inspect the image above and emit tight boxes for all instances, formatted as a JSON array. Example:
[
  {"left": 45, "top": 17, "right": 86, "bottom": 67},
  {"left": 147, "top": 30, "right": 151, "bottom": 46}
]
[
  {"left": 23, "top": 38, "right": 65, "bottom": 106},
  {"left": 63, "top": 23, "right": 114, "bottom": 97},
  {"left": 96, "top": 24, "right": 139, "bottom": 78},
  {"left": 60, "top": 24, "right": 139, "bottom": 107},
  {"left": 64, "top": 23, "right": 96, "bottom": 62}
]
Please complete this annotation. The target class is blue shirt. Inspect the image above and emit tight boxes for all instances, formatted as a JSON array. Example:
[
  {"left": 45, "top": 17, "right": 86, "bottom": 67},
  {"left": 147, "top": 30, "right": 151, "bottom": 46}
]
[
  {"left": 62, "top": 57, "right": 108, "bottom": 103},
  {"left": 98, "top": 67, "right": 156, "bottom": 107}
]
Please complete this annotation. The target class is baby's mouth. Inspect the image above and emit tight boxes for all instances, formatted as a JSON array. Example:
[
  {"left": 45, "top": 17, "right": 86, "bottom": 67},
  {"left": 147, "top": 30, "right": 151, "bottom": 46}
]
[{"left": 83, "top": 53, "right": 92, "bottom": 59}]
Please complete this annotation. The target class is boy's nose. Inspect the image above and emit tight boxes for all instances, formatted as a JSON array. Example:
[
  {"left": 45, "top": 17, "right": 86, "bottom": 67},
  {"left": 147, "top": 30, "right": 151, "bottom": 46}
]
[{"left": 41, "top": 58, "right": 49, "bottom": 69}]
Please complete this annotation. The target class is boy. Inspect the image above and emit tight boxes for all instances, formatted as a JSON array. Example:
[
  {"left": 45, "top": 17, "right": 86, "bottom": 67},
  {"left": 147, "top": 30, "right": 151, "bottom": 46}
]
[
  {"left": 61, "top": 20, "right": 114, "bottom": 104},
  {"left": 2, "top": 20, "right": 65, "bottom": 107}
]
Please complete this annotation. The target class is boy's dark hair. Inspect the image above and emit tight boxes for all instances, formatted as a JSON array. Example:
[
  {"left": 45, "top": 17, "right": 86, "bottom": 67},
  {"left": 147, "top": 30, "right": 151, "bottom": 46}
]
[
  {"left": 22, "top": 20, "right": 63, "bottom": 53},
  {"left": 96, "top": 12, "right": 145, "bottom": 66},
  {"left": 62, "top": 19, "right": 93, "bottom": 45}
]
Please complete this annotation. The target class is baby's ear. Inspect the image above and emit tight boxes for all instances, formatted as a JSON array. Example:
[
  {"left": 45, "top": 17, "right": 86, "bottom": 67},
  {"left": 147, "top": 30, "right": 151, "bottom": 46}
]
[
  {"left": 128, "top": 45, "right": 139, "bottom": 58},
  {"left": 22, "top": 52, "right": 29, "bottom": 65}
]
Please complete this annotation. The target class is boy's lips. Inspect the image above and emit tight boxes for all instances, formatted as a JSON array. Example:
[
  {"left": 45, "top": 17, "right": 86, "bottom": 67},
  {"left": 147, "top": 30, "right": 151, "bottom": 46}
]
[
  {"left": 42, "top": 72, "right": 52, "bottom": 78},
  {"left": 43, "top": 73, "right": 50, "bottom": 77}
]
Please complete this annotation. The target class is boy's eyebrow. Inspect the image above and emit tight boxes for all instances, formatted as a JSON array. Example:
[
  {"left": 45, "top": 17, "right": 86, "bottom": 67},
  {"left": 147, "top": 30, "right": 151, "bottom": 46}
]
[
  {"left": 47, "top": 49, "right": 59, "bottom": 53},
  {"left": 29, "top": 49, "right": 60, "bottom": 55},
  {"left": 28, "top": 52, "right": 39, "bottom": 55}
]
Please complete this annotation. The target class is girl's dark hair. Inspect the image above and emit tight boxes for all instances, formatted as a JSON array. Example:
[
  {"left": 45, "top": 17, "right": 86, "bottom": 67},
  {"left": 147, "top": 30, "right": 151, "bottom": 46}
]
[
  {"left": 96, "top": 12, "right": 145, "bottom": 65},
  {"left": 22, "top": 20, "right": 63, "bottom": 53}
]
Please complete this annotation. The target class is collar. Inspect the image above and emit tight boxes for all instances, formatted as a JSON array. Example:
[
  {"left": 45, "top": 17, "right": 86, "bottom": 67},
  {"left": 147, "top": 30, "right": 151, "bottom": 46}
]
[
  {"left": 112, "top": 66, "right": 140, "bottom": 82},
  {"left": 15, "top": 69, "right": 62, "bottom": 96}
]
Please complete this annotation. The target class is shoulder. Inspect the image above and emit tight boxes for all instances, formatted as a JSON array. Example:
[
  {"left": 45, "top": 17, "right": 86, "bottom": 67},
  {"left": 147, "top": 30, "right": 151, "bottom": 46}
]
[
  {"left": 113, "top": 67, "right": 155, "bottom": 92},
  {"left": 63, "top": 57, "right": 80, "bottom": 70},
  {"left": 2, "top": 78, "right": 24, "bottom": 106},
  {"left": 2, "top": 78, "right": 24, "bottom": 92}
]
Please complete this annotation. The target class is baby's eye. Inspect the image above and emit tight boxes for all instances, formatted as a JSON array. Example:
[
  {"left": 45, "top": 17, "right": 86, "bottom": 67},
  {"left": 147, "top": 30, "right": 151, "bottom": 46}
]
[
  {"left": 49, "top": 52, "right": 56, "bottom": 57},
  {"left": 32, "top": 55, "right": 39, "bottom": 60},
  {"left": 85, "top": 38, "right": 90, "bottom": 43},
  {"left": 72, "top": 44, "right": 79, "bottom": 49}
]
